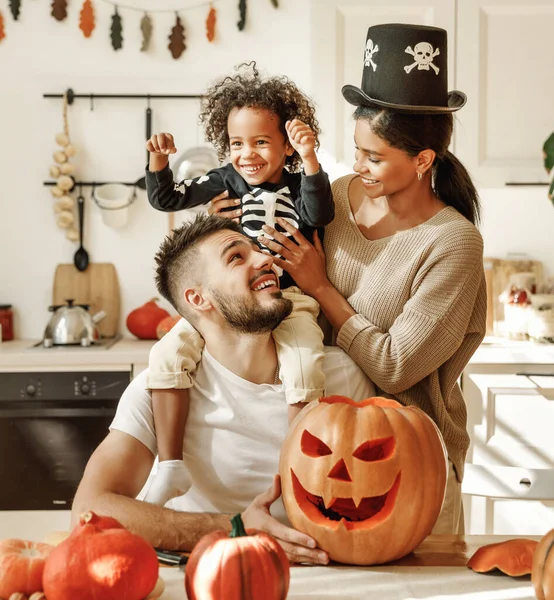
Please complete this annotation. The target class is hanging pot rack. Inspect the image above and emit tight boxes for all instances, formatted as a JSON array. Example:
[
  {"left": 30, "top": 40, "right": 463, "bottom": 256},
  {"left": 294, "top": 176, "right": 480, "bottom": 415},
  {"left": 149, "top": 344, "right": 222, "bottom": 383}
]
[{"left": 43, "top": 87, "right": 203, "bottom": 187}]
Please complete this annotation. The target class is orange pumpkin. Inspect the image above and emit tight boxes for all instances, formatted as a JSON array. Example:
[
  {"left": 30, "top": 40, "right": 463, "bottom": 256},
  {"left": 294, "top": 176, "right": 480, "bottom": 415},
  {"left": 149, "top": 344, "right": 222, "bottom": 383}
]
[
  {"left": 126, "top": 298, "right": 170, "bottom": 340},
  {"left": 185, "top": 513, "right": 290, "bottom": 600},
  {"left": 42, "top": 511, "right": 159, "bottom": 600},
  {"left": 468, "top": 538, "right": 538, "bottom": 576},
  {"left": 279, "top": 395, "right": 448, "bottom": 565},
  {"left": 0, "top": 538, "right": 53, "bottom": 598},
  {"left": 533, "top": 528, "right": 554, "bottom": 600},
  {"left": 156, "top": 315, "right": 181, "bottom": 339}
]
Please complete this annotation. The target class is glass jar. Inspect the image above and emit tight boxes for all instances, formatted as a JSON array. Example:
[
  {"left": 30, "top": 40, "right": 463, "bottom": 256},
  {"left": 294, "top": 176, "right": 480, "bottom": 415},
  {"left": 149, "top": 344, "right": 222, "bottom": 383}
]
[
  {"left": 500, "top": 285, "right": 532, "bottom": 340},
  {"left": 0, "top": 305, "right": 14, "bottom": 341}
]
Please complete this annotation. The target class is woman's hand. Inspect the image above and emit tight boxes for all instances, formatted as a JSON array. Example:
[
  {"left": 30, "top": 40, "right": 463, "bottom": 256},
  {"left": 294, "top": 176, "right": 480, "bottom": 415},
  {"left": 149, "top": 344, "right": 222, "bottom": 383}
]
[
  {"left": 258, "top": 217, "right": 329, "bottom": 298},
  {"left": 242, "top": 475, "right": 328, "bottom": 565},
  {"left": 207, "top": 190, "right": 242, "bottom": 223}
]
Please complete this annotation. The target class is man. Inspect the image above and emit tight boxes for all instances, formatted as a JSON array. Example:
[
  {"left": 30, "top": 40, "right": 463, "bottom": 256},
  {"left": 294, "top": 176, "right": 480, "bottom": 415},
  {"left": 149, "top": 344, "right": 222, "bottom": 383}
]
[{"left": 72, "top": 215, "right": 375, "bottom": 565}]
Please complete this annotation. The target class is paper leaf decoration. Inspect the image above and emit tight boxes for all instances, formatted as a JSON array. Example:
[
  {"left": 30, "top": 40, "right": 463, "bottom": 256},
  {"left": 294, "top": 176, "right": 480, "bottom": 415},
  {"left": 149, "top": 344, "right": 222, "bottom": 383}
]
[
  {"left": 168, "top": 15, "right": 186, "bottom": 59},
  {"left": 51, "top": 0, "right": 68, "bottom": 21},
  {"left": 270, "top": 0, "right": 278, "bottom": 6},
  {"left": 79, "top": 0, "right": 95, "bottom": 38},
  {"left": 111, "top": 7, "right": 123, "bottom": 51},
  {"left": 0, "top": 11, "right": 5, "bottom": 41},
  {"left": 140, "top": 13, "right": 153, "bottom": 52},
  {"left": 9, "top": 0, "right": 20, "bottom": 21},
  {"left": 206, "top": 6, "right": 216, "bottom": 42},
  {"left": 237, "top": 0, "right": 246, "bottom": 31}
]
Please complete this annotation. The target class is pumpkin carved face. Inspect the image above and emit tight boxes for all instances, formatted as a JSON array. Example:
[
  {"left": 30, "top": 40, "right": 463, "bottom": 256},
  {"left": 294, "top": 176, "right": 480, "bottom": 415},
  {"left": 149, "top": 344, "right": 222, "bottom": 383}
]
[{"left": 279, "top": 396, "right": 448, "bottom": 565}]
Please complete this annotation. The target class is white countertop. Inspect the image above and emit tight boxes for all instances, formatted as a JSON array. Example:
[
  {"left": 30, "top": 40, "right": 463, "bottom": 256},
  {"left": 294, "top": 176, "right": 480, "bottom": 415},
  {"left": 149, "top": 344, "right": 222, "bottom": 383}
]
[
  {"left": 0, "top": 338, "right": 156, "bottom": 371},
  {"left": 0, "top": 336, "right": 553, "bottom": 371}
]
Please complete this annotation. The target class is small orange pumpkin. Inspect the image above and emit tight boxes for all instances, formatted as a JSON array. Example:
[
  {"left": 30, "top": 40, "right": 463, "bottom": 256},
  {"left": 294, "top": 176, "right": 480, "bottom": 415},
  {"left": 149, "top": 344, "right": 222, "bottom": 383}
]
[
  {"left": 279, "top": 395, "right": 448, "bottom": 565},
  {"left": 0, "top": 538, "right": 53, "bottom": 598},
  {"left": 468, "top": 538, "right": 538, "bottom": 576},
  {"left": 533, "top": 528, "right": 554, "bottom": 600},
  {"left": 185, "top": 513, "right": 290, "bottom": 600},
  {"left": 126, "top": 298, "right": 170, "bottom": 340},
  {"left": 156, "top": 315, "right": 181, "bottom": 339},
  {"left": 42, "top": 511, "right": 159, "bottom": 600}
]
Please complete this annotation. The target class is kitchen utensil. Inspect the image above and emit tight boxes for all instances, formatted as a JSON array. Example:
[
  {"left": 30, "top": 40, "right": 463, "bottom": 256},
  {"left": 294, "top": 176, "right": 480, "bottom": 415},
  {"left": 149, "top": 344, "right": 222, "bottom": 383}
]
[
  {"left": 53, "top": 263, "right": 120, "bottom": 337},
  {"left": 167, "top": 145, "right": 219, "bottom": 231},
  {"left": 155, "top": 549, "right": 188, "bottom": 570},
  {"left": 73, "top": 188, "right": 90, "bottom": 271},
  {"left": 136, "top": 106, "right": 153, "bottom": 190},
  {"left": 93, "top": 183, "right": 136, "bottom": 228},
  {"left": 42, "top": 299, "right": 106, "bottom": 347}
]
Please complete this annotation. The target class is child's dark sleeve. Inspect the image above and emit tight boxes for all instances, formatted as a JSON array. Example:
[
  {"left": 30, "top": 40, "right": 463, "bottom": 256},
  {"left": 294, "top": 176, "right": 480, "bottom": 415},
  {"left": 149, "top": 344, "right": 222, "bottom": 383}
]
[
  {"left": 295, "top": 167, "right": 335, "bottom": 227},
  {"left": 146, "top": 164, "right": 227, "bottom": 212}
]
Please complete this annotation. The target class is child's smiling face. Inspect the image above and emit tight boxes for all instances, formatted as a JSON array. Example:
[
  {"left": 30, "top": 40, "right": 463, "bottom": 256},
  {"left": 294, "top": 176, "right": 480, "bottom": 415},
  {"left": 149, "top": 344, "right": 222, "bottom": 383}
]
[{"left": 227, "top": 107, "right": 294, "bottom": 185}]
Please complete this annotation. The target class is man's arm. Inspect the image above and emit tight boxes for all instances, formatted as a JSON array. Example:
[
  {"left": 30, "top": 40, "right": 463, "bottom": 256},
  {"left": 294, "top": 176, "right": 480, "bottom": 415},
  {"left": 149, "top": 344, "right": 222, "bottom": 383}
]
[
  {"left": 72, "top": 431, "right": 328, "bottom": 563},
  {"left": 71, "top": 430, "right": 231, "bottom": 551}
]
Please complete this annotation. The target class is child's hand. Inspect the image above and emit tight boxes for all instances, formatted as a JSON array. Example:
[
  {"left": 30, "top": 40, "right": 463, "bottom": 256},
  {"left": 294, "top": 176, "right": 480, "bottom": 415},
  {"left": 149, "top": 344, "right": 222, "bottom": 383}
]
[
  {"left": 285, "top": 119, "right": 316, "bottom": 160},
  {"left": 146, "top": 132, "right": 177, "bottom": 155}
]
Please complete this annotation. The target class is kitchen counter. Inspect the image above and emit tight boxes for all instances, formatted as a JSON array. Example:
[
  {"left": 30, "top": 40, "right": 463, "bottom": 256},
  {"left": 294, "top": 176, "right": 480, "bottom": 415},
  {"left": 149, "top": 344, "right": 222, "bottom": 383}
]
[
  {"left": 0, "top": 338, "right": 156, "bottom": 373},
  {"left": 1, "top": 337, "right": 554, "bottom": 372},
  {"left": 156, "top": 534, "right": 539, "bottom": 599}
]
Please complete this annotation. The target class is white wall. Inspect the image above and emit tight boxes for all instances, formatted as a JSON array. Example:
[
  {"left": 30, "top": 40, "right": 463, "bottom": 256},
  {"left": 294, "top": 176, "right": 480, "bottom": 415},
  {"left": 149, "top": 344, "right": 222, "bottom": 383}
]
[
  {"left": 0, "top": 0, "right": 312, "bottom": 340},
  {"left": 1, "top": 1, "right": 552, "bottom": 341}
]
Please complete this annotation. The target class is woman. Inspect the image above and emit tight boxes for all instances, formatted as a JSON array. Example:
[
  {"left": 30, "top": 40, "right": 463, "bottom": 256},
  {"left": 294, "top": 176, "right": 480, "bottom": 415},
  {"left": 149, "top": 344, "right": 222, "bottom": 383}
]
[{"left": 212, "top": 23, "right": 487, "bottom": 534}]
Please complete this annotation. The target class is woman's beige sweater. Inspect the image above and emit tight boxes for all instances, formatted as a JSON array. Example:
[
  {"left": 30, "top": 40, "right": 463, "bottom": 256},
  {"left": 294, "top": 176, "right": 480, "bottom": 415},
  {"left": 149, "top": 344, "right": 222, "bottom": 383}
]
[{"left": 322, "top": 175, "right": 487, "bottom": 481}]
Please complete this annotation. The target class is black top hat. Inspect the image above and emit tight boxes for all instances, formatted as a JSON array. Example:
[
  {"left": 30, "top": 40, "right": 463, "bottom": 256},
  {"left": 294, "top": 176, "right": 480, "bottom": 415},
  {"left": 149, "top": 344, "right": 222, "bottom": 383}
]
[{"left": 342, "top": 23, "right": 466, "bottom": 113}]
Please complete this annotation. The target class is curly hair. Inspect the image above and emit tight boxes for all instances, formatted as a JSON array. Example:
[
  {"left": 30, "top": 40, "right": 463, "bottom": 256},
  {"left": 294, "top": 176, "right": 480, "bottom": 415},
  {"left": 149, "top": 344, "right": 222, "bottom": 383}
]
[{"left": 199, "top": 62, "right": 321, "bottom": 172}]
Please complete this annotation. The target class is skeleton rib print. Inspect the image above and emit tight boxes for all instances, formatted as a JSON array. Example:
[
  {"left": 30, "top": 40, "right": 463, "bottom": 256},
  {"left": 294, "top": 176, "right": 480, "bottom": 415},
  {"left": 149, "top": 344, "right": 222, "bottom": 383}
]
[{"left": 241, "top": 185, "right": 300, "bottom": 255}]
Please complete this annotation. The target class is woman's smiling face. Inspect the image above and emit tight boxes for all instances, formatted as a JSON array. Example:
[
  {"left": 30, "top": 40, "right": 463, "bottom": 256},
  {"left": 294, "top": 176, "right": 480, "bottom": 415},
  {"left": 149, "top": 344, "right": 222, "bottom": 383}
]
[{"left": 352, "top": 118, "right": 419, "bottom": 197}]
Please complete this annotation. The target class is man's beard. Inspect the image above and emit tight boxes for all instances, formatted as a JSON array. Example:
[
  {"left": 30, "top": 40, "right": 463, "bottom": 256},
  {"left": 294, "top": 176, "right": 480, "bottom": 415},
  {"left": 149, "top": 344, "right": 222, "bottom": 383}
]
[{"left": 210, "top": 288, "right": 293, "bottom": 334}]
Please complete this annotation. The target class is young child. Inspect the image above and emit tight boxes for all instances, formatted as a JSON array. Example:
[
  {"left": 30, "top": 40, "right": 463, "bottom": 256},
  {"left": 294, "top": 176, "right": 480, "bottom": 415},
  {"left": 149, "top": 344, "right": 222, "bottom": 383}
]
[{"left": 144, "top": 62, "right": 334, "bottom": 505}]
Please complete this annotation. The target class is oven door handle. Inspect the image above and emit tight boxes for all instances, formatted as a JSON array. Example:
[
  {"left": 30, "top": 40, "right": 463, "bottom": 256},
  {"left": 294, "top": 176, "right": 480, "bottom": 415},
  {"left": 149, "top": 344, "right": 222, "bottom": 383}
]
[{"left": 0, "top": 408, "right": 116, "bottom": 418}]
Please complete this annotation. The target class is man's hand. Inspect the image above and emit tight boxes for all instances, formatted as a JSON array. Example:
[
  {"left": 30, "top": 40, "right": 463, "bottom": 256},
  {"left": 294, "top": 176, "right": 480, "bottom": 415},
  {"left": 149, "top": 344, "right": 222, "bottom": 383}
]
[
  {"left": 207, "top": 190, "right": 242, "bottom": 223},
  {"left": 242, "top": 475, "right": 329, "bottom": 565},
  {"left": 146, "top": 133, "right": 177, "bottom": 156}
]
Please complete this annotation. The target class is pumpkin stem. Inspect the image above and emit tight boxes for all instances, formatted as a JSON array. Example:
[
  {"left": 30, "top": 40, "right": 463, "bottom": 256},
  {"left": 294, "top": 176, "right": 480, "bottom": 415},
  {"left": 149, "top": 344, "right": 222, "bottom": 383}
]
[
  {"left": 229, "top": 513, "right": 247, "bottom": 538},
  {"left": 81, "top": 511, "right": 94, "bottom": 524}
]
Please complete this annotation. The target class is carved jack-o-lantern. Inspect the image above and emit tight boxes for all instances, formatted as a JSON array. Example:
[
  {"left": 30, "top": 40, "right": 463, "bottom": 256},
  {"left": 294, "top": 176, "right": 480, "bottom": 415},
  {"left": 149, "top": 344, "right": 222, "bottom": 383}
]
[{"left": 279, "top": 396, "right": 448, "bottom": 565}]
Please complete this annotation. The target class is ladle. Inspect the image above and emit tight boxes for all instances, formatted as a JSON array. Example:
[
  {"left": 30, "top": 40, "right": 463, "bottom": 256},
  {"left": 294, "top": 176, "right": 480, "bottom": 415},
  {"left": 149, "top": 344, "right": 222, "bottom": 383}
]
[{"left": 73, "top": 186, "right": 89, "bottom": 272}]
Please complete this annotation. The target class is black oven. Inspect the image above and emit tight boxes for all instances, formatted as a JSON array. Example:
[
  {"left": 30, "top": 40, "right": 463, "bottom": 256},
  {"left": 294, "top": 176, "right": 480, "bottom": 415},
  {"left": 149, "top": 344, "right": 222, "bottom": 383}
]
[{"left": 0, "top": 371, "right": 131, "bottom": 510}]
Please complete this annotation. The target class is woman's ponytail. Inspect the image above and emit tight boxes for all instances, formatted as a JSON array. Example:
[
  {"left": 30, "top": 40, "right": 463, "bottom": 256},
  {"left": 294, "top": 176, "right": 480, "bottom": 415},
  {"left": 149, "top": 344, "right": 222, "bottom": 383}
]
[{"left": 434, "top": 151, "right": 481, "bottom": 225}]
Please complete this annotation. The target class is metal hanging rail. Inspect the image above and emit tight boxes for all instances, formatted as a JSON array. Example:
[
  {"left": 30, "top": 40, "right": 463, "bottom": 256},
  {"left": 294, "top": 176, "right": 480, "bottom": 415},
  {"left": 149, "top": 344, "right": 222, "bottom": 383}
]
[
  {"left": 43, "top": 88, "right": 202, "bottom": 105},
  {"left": 43, "top": 87, "right": 202, "bottom": 187}
]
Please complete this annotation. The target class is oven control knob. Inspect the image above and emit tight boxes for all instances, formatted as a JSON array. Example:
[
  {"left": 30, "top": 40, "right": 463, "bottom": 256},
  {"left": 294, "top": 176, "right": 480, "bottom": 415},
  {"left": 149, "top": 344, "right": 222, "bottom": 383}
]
[
  {"left": 25, "top": 384, "right": 36, "bottom": 396},
  {"left": 80, "top": 383, "right": 91, "bottom": 395}
]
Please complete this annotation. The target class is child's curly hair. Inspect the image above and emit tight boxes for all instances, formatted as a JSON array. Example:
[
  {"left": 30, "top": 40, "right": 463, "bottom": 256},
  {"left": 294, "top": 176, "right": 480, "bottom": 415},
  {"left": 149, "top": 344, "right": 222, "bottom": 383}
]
[{"left": 199, "top": 62, "right": 321, "bottom": 173}]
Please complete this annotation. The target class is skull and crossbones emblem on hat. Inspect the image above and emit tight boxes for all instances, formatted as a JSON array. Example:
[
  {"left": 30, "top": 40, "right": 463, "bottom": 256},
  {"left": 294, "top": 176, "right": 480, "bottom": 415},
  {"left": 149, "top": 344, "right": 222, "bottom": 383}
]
[
  {"left": 363, "top": 38, "right": 379, "bottom": 71},
  {"left": 404, "top": 42, "right": 440, "bottom": 74}
]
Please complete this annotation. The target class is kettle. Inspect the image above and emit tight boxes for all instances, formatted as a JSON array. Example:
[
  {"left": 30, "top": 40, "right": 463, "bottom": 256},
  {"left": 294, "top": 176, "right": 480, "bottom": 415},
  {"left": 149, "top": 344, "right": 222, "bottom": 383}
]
[{"left": 42, "top": 299, "right": 106, "bottom": 347}]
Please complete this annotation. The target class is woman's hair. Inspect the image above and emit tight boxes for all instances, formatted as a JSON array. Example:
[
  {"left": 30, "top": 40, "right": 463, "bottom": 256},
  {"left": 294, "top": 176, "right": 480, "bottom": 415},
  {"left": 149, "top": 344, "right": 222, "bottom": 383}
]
[
  {"left": 199, "top": 62, "right": 321, "bottom": 172},
  {"left": 353, "top": 105, "right": 481, "bottom": 225}
]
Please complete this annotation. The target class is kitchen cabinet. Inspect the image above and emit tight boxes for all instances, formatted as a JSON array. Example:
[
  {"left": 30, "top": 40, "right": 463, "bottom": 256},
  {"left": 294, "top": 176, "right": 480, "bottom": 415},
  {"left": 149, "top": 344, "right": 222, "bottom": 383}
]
[
  {"left": 462, "top": 343, "right": 554, "bottom": 535},
  {"left": 311, "top": 0, "right": 552, "bottom": 187},
  {"left": 455, "top": 0, "right": 554, "bottom": 186}
]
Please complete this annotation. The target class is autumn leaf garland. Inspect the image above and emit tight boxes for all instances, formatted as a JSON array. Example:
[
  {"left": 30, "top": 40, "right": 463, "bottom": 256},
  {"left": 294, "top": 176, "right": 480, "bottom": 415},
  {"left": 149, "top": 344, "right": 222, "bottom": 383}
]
[{"left": 0, "top": 0, "right": 278, "bottom": 55}]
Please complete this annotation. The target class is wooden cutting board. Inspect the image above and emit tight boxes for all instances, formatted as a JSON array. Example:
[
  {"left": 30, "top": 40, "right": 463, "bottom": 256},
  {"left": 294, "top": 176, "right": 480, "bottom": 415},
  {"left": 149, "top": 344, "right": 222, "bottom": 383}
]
[
  {"left": 52, "top": 263, "right": 121, "bottom": 338},
  {"left": 484, "top": 257, "right": 543, "bottom": 336}
]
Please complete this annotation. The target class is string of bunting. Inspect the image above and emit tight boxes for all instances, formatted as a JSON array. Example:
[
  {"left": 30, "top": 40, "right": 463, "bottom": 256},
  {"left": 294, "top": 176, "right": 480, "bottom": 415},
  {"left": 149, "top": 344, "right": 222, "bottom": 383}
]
[{"left": 0, "top": 0, "right": 279, "bottom": 55}]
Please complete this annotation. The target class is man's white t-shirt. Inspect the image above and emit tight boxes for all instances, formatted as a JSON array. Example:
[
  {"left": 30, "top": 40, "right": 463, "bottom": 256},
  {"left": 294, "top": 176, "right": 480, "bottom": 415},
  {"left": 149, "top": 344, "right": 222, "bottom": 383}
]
[{"left": 110, "top": 346, "right": 375, "bottom": 523}]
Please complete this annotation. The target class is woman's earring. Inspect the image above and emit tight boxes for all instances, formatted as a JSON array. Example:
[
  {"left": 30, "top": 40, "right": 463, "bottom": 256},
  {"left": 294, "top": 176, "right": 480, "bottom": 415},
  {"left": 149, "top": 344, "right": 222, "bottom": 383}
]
[{"left": 417, "top": 172, "right": 423, "bottom": 181}]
